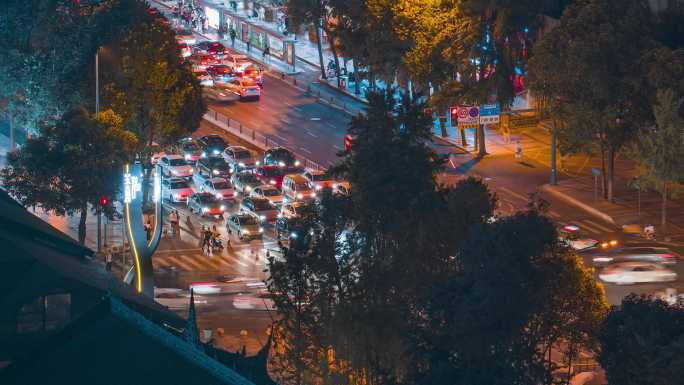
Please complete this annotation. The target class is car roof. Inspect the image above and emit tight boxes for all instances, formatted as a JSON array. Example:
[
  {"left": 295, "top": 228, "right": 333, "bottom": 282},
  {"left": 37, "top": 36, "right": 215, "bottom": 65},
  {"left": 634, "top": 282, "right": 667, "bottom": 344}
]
[
  {"left": 305, "top": 168, "right": 326, "bottom": 176},
  {"left": 256, "top": 184, "right": 278, "bottom": 191},
  {"left": 164, "top": 154, "right": 183, "bottom": 160},
  {"left": 208, "top": 177, "right": 229, "bottom": 183},
  {"left": 285, "top": 174, "right": 308, "bottom": 183},
  {"left": 235, "top": 212, "right": 257, "bottom": 220},
  {"left": 228, "top": 145, "right": 249, "bottom": 151},
  {"left": 167, "top": 177, "right": 186, "bottom": 183},
  {"left": 194, "top": 192, "right": 215, "bottom": 198}
]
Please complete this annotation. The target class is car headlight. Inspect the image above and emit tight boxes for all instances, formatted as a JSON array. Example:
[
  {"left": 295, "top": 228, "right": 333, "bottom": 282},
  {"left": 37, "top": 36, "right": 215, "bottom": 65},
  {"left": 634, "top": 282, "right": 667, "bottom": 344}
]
[
  {"left": 243, "top": 229, "right": 250, "bottom": 234},
  {"left": 311, "top": 192, "right": 316, "bottom": 197},
  {"left": 189, "top": 168, "right": 193, "bottom": 173},
  {"left": 256, "top": 160, "right": 261, "bottom": 165},
  {"left": 213, "top": 150, "right": 220, "bottom": 155},
  {"left": 212, "top": 169, "right": 219, "bottom": 175},
  {"left": 291, "top": 232, "right": 298, "bottom": 239},
  {"left": 277, "top": 213, "right": 283, "bottom": 218},
  {"left": 245, "top": 186, "right": 252, "bottom": 192},
  {"left": 269, "top": 179, "right": 276, "bottom": 185},
  {"left": 259, "top": 227, "right": 264, "bottom": 233},
  {"left": 294, "top": 160, "right": 301, "bottom": 167},
  {"left": 174, "top": 193, "right": 180, "bottom": 199},
  {"left": 184, "top": 154, "right": 191, "bottom": 160},
  {"left": 201, "top": 151, "right": 207, "bottom": 158},
  {"left": 259, "top": 215, "right": 266, "bottom": 221},
  {"left": 278, "top": 161, "right": 285, "bottom": 167},
  {"left": 172, "top": 169, "right": 179, "bottom": 175},
  {"left": 297, "top": 193, "right": 303, "bottom": 199},
  {"left": 216, "top": 193, "right": 223, "bottom": 199},
  {"left": 315, "top": 185, "right": 322, "bottom": 190},
  {"left": 239, "top": 162, "right": 245, "bottom": 167},
  {"left": 202, "top": 207, "right": 209, "bottom": 213},
  {"left": 220, "top": 205, "right": 225, "bottom": 211}
]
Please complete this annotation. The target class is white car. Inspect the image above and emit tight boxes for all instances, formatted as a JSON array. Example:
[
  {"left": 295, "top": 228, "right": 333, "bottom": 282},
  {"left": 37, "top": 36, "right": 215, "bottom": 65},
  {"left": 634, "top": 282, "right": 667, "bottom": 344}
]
[
  {"left": 222, "top": 145, "right": 258, "bottom": 171},
  {"left": 598, "top": 262, "right": 677, "bottom": 285},
  {"left": 223, "top": 52, "right": 253, "bottom": 72},
  {"left": 332, "top": 181, "right": 350, "bottom": 196},
  {"left": 302, "top": 169, "right": 335, "bottom": 191},
  {"left": 162, "top": 177, "right": 193, "bottom": 203},
  {"left": 223, "top": 78, "right": 261, "bottom": 100},
  {"left": 593, "top": 247, "right": 679, "bottom": 265},
  {"left": 174, "top": 28, "right": 196, "bottom": 45},
  {"left": 203, "top": 82, "right": 239, "bottom": 102},
  {"left": 558, "top": 225, "right": 599, "bottom": 251},
  {"left": 159, "top": 154, "right": 193, "bottom": 178},
  {"left": 232, "top": 291, "right": 276, "bottom": 311},
  {"left": 199, "top": 177, "right": 234, "bottom": 200},
  {"left": 279, "top": 202, "right": 304, "bottom": 219},
  {"left": 251, "top": 185, "right": 284, "bottom": 206},
  {"left": 231, "top": 172, "right": 261, "bottom": 195}
]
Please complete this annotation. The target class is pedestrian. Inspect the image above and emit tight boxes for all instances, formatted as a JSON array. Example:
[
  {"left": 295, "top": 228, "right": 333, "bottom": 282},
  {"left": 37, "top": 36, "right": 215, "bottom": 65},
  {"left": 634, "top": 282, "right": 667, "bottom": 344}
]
[
  {"left": 515, "top": 140, "right": 522, "bottom": 161},
  {"left": 263, "top": 46, "right": 270, "bottom": 64},
  {"left": 201, "top": 226, "right": 212, "bottom": 255},
  {"left": 144, "top": 219, "right": 152, "bottom": 241},
  {"left": 229, "top": 28, "right": 236, "bottom": 47},
  {"left": 246, "top": 39, "right": 251, "bottom": 53},
  {"left": 169, "top": 210, "right": 179, "bottom": 236},
  {"left": 105, "top": 250, "right": 113, "bottom": 272}
]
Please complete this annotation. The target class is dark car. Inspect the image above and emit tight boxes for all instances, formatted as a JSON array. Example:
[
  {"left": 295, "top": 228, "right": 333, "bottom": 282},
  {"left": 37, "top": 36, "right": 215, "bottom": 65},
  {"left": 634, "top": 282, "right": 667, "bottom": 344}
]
[
  {"left": 177, "top": 139, "right": 202, "bottom": 162},
  {"left": 195, "top": 156, "right": 232, "bottom": 179},
  {"left": 275, "top": 216, "right": 305, "bottom": 241},
  {"left": 240, "top": 196, "right": 278, "bottom": 223},
  {"left": 206, "top": 64, "right": 237, "bottom": 82},
  {"left": 197, "top": 134, "right": 228, "bottom": 157},
  {"left": 255, "top": 165, "right": 285, "bottom": 189},
  {"left": 263, "top": 147, "right": 300, "bottom": 168},
  {"left": 193, "top": 41, "right": 227, "bottom": 57},
  {"left": 187, "top": 192, "right": 226, "bottom": 217}
]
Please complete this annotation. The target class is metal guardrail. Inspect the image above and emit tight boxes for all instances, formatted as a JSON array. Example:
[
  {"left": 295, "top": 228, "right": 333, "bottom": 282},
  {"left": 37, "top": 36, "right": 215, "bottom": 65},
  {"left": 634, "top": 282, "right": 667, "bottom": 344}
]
[{"left": 204, "top": 108, "right": 325, "bottom": 172}]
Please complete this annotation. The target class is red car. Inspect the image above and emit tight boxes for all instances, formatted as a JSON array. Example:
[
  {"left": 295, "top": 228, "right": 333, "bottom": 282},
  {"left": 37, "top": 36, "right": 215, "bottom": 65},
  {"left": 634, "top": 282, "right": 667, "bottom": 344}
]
[
  {"left": 188, "top": 53, "right": 220, "bottom": 70},
  {"left": 255, "top": 165, "right": 285, "bottom": 189}
]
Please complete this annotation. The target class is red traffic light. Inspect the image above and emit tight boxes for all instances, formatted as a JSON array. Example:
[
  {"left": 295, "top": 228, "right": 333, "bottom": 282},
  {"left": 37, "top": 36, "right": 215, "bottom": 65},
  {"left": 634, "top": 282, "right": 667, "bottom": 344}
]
[
  {"left": 450, "top": 107, "right": 458, "bottom": 122},
  {"left": 344, "top": 134, "right": 353, "bottom": 151},
  {"left": 99, "top": 196, "right": 110, "bottom": 206}
]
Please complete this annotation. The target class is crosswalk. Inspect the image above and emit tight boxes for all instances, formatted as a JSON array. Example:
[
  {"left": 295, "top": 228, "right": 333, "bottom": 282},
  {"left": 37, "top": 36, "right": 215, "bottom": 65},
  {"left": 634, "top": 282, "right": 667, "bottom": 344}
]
[{"left": 153, "top": 242, "right": 278, "bottom": 272}]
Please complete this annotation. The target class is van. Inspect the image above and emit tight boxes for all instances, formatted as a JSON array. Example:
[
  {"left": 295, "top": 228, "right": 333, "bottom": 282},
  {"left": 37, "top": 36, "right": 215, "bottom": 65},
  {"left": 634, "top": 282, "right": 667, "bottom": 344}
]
[{"left": 282, "top": 174, "right": 316, "bottom": 203}]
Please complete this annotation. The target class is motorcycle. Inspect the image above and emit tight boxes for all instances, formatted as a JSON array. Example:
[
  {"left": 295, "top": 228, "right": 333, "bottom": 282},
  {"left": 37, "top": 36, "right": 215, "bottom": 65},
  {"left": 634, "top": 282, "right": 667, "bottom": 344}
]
[{"left": 212, "top": 235, "right": 224, "bottom": 251}]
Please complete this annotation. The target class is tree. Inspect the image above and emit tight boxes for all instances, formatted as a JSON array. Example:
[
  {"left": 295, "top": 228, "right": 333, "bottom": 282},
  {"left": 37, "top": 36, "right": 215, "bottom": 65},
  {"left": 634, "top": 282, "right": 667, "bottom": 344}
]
[
  {"left": 634, "top": 89, "right": 684, "bottom": 227},
  {"left": 285, "top": 0, "right": 330, "bottom": 79},
  {"left": 528, "top": 0, "right": 655, "bottom": 201},
  {"left": 1, "top": 107, "right": 137, "bottom": 244},
  {"left": 598, "top": 295, "right": 684, "bottom": 385}
]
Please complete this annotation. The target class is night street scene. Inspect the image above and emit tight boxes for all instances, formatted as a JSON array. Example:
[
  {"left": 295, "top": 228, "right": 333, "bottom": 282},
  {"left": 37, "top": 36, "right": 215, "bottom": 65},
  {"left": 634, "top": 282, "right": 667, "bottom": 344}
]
[{"left": 2, "top": 0, "right": 684, "bottom": 384}]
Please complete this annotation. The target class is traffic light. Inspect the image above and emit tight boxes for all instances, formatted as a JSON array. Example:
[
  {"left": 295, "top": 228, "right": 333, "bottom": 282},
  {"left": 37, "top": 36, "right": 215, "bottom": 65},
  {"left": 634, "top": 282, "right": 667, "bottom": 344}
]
[
  {"left": 99, "top": 196, "right": 110, "bottom": 206},
  {"left": 344, "top": 134, "right": 353, "bottom": 152},
  {"left": 450, "top": 107, "right": 458, "bottom": 124}
]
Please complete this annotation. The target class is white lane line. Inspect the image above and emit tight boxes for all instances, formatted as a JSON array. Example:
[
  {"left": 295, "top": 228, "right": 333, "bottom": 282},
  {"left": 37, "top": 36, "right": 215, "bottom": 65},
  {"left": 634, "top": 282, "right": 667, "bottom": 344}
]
[
  {"left": 233, "top": 258, "right": 249, "bottom": 268},
  {"left": 155, "top": 248, "right": 202, "bottom": 254},
  {"left": 166, "top": 256, "right": 194, "bottom": 271},
  {"left": 583, "top": 219, "right": 613, "bottom": 233},
  {"left": 498, "top": 186, "right": 528, "bottom": 202},
  {"left": 299, "top": 147, "right": 312, "bottom": 154},
  {"left": 326, "top": 122, "right": 337, "bottom": 129},
  {"left": 310, "top": 117, "right": 321, "bottom": 121},
  {"left": 306, "top": 131, "right": 318, "bottom": 138},
  {"left": 578, "top": 221, "right": 602, "bottom": 235},
  {"left": 548, "top": 211, "right": 561, "bottom": 218},
  {"left": 153, "top": 258, "right": 171, "bottom": 268},
  {"left": 272, "top": 133, "right": 288, "bottom": 142},
  {"left": 180, "top": 255, "right": 205, "bottom": 270}
]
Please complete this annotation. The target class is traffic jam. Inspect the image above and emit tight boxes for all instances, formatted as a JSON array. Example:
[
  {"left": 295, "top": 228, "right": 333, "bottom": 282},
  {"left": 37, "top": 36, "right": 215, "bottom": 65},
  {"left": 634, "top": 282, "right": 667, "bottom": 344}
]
[
  {"left": 155, "top": 133, "right": 349, "bottom": 245},
  {"left": 175, "top": 26, "right": 263, "bottom": 101}
]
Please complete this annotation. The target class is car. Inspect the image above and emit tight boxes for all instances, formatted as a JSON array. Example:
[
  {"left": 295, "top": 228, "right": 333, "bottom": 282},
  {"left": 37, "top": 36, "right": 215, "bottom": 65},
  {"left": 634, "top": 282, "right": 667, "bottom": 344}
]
[
  {"left": 231, "top": 171, "right": 261, "bottom": 195},
  {"left": 206, "top": 64, "right": 237, "bottom": 82},
  {"left": 159, "top": 154, "right": 193, "bottom": 178},
  {"left": 279, "top": 201, "right": 304, "bottom": 219},
  {"left": 226, "top": 213, "right": 263, "bottom": 240},
  {"left": 199, "top": 177, "right": 234, "bottom": 200},
  {"left": 263, "top": 147, "right": 300, "bottom": 168},
  {"left": 302, "top": 169, "right": 335, "bottom": 191},
  {"left": 222, "top": 52, "right": 253, "bottom": 72},
  {"left": 187, "top": 192, "right": 226, "bottom": 217},
  {"left": 162, "top": 177, "right": 193, "bottom": 203},
  {"left": 282, "top": 174, "right": 316, "bottom": 202},
  {"left": 174, "top": 27, "right": 196, "bottom": 45},
  {"left": 188, "top": 53, "right": 221, "bottom": 70},
  {"left": 242, "top": 64, "right": 263, "bottom": 87},
  {"left": 193, "top": 69, "right": 214, "bottom": 86},
  {"left": 193, "top": 41, "right": 227, "bottom": 57},
  {"left": 332, "top": 181, "right": 350, "bottom": 196},
  {"left": 232, "top": 291, "right": 276, "bottom": 311},
  {"left": 592, "top": 247, "right": 680, "bottom": 265},
  {"left": 178, "top": 42, "right": 193, "bottom": 58},
  {"left": 222, "top": 146, "right": 258, "bottom": 171},
  {"left": 240, "top": 196, "right": 278, "bottom": 223},
  {"left": 195, "top": 156, "right": 232, "bottom": 179},
  {"left": 251, "top": 185, "right": 284, "bottom": 206},
  {"left": 155, "top": 288, "right": 207, "bottom": 310},
  {"left": 275, "top": 216, "right": 305, "bottom": 241},
  {"left": 177, "top": 139, "right": 202, "bottom": 162},
  {"left": 203, "top": 82, "right": 239, "bottom": 102},
  {"left": 222, "top": 78, "right": 261, "bottom": 100},
  {"left": 598, "top": 262, "right": 677, "bottom": 285},
  {"left": 558, "top": 224, "right": 599, "bottom": 251},
  {"left": 254, "top": 165, "right": 285, "bottom": 189},
  {"left": 197, "top": 134, "right": 228, "bottom": 157}
]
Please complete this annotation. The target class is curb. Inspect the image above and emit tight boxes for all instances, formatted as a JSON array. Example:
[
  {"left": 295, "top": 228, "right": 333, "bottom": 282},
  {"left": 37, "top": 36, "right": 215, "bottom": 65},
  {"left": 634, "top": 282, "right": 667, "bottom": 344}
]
[
  {"left": 541, "top": 184, "right": 616, "bottom": 226},
  {"left": 317, "top": 77, "right": 369, "bottom": 104}
]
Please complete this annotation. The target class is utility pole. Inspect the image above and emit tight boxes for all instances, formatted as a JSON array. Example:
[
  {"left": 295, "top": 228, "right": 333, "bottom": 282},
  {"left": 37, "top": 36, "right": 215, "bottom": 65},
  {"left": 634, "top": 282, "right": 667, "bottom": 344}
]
[{"left": 96, "top": 50, "right": 101, "bottom": 253}]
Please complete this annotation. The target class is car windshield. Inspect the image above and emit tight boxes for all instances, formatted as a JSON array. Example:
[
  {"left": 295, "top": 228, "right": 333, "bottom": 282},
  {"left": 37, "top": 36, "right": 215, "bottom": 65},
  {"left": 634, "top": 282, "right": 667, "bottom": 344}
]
[
  {"left": 235, "top": 150, "right": 251, "bottom": 159},
  {"left": 262, "top": 168, "right": 283, "bottom": 177},
  {"left": 213, "top": 181, "right": 231, "bottom": 189},
  {"left": 170, "top": 181, "right": 188, "bottom": 189},
  {"left": 211, "top": 66, "right": 232, "bottom": 74},
  {"left": 183, "top": 143, "right": 199, "bottom": 152},
  {"left": 168, "top": 158, "right": 187, "bottom": 166},
  {"left": 237, "top": 57, "right": 251, "bottom": 63},
  {"left": 262, "top": 189, "right": 280, "bottom": 196},
  {"left": 197, "top": 194, "right": 217, "bottom": 203},
  {"left": 254, "top": 200, "right": 273, "bottom": 210},
  {"left": 271, "top": 149, "right": 293, "bottom": 160},
  {"left": 204, "top": 136, "right": 225, "bottom": 146},
  {"left": 208, "top": 158, "right": 229, "bottom": 169},
  {"left": 311, "top": 174, "right": 328, "bottom": 181},
  {"left": 295, "top": 183, "right": 311, "bottom": 190},
  {"left": 241, "top": 79, "right": 257, "bottom": 87},
  {"left": 240, "top": 174, "right": 258, "bottom": 183},
  {"left": 239, "top": 215, "right": 258, "bottom": 225}
]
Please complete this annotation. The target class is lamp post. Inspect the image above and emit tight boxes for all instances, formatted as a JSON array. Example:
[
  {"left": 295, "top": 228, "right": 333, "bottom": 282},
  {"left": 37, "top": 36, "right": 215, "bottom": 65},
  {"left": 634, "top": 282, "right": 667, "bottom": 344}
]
[{"left": 96, "top": 49, "right": 102, "bottom": 253}]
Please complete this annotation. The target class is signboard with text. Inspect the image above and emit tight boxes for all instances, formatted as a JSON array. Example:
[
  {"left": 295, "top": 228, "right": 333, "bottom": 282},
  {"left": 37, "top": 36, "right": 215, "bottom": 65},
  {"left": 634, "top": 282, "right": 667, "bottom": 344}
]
[
  {"left": 479, "top": 103, "right": 501, "bottom": 124},
  {"left": 457, "top": 106, "right": 480, "bottom": 129}
]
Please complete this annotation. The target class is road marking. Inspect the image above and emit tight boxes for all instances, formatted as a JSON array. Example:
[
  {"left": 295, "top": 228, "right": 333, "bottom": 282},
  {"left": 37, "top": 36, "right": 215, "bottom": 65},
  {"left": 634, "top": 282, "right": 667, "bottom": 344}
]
[
  {"left": 233, "top": 258, "right": 249, "bottom": 268},
  {"left": 299, "top": 147, "right": 312, "bottom": 154},
  {"left": 166, "top": 256, "right": 194, "bottom": 271},
  {"left": 333, "top": 145, "right": 344, "bottom": 151},
  {"left": 548, "top": 210, "right": 561, "bottom": 218},
  {"left": 155, "top": 248, "right": 203, "bottom": 254},
  {"left": 272, "top": 133, "right": 288, "bottom": 142},
  {"left": 583, "top": 219, "right": 613, "bottom": 233},
  {"left": 180, "top": 255, "right": 205, "bottom": 270},
  {"left": 577, "top": 221, "right": 602, "bottom": 235},
  {"left": 310, "top": 117, "right": 321, "bottom": 121},
  {"left": 306, "top": 130, "right": 318, "bottom": 138},
  {"left": 326, "top": 122, "right": 337, "bottom": 129},
  {"left": 498, "top": 186, "right": 528, "bottom": 202}
]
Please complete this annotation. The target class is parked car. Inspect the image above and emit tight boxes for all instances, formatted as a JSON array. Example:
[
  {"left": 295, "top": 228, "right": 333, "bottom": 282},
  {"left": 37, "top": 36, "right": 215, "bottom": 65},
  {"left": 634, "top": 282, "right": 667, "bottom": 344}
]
[
  {"left": 231, "top": 171, "right": 261, "bottom": 195},
  {"left": 159, "top": 154, "right": 193, "bottom": 178},
  {"left": 254, "top": 165, "right": 285, "bottom": 189},
  {"left": 222, "top": 145, "right": 258, "bottom": 171},
  {"left": 250, "top": 185, "right": 284, "bottom": 206},
  {"left": 263, "top": 147, "right": 299, "bottom": 168},
  {"left": 199, "top": 177, "right": 234, "bottom": 200},
  {"left": 240, "top": 196, "right": 278, "bottom": 223},
  {"left": 197, "top": 134, "right": 228, "bottom": 157},
  {"left": 162, "top": 177, "right": 193, "bottom": 203},
  {"left": 282, "top": 174, "right": 316, "bottom": 202},
  {"left": 226, "top": 213, "right": 263, "bottom": 240},
  {"left": 187, "top": 192, "right": 226, "bottom": 218},
  {"left": 222, "top": 78, "right": 261, "bottom": 100}
]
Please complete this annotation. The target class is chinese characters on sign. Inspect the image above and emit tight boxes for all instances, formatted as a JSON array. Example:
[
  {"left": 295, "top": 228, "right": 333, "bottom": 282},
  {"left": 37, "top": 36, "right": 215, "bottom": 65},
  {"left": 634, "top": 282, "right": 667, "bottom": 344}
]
[{"left": 123, "top": 172, "right": 142, "bottom": 204}]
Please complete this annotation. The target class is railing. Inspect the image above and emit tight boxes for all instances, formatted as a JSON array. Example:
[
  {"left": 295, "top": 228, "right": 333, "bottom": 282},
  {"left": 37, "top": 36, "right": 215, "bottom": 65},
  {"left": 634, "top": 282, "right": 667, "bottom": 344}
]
[{"left": 204, "top": 108, "right": 325, "bottom": 172}]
